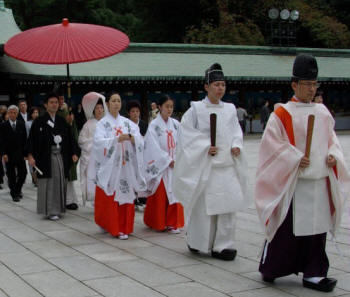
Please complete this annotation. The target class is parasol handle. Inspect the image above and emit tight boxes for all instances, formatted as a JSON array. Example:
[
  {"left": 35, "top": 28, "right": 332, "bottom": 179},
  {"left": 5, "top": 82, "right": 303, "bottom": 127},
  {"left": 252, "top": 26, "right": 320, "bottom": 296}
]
[
  {"left": 305, "top": 115, "right": 315, "bottom": 158},
  {"left": 66, "top": 64, "right": 71, "bottom": 99}
]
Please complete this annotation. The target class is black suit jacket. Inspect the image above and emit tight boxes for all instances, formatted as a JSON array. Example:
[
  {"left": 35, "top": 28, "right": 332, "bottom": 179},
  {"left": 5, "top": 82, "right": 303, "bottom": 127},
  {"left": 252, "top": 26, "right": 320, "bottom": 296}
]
[
  {"left": 0, "top": 120, "right": 27, "bottom": 163},
  {"left": 17, "top": 112, "right": 27, "bottom": 123},
  {"left": 27, "top": 113, "right": 81, "bottom": 178},
  {"left": 138, "top": 119, "right": 148, "bottom": 136}
]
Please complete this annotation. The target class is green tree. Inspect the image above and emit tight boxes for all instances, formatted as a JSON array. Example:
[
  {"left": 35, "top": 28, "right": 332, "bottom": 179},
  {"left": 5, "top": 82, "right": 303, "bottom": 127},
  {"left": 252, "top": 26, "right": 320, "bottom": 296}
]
[
  {"left": 184, "top": 0, "right": 265, "bottom": 45},
  {"left": 132, "top": 0, "right": 218, "bottom": 42},
  {"left": 5, "top": 0, "right": 350, "bottom": 48}
]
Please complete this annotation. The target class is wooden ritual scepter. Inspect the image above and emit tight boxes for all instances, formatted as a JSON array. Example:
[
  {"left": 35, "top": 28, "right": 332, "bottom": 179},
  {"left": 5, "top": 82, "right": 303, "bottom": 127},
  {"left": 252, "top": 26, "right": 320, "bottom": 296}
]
[
  {"left": 210, "top": 113, "right": 217, "bottom": 156},
  {"left": 305, "top": 115, "right": 315, "bottom": 157}
]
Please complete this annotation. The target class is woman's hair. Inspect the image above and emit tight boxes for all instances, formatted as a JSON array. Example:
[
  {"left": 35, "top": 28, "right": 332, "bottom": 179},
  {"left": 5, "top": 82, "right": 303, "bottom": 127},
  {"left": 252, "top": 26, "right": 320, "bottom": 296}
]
[
  {"left": 126, "top": 100, "right": 141, "bottom": 113},
  {"left": 105, "top": 91, "right": 120, "bottom": 103},
  {"left": 93, "top": 98, "right": 104, "bottom": 115},
  {"left": 158, "top": 95, "right": 174, "bottom": 107},
  {"left": 28, "top": 107, "right": 39, "bottom": 120}
]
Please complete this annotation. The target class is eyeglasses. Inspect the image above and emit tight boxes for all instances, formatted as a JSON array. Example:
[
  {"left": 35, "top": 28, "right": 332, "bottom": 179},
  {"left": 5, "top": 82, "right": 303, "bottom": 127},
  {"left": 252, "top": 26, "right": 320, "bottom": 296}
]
[{"left": 298, "top": 82, "right": 321, "bottom": 89}]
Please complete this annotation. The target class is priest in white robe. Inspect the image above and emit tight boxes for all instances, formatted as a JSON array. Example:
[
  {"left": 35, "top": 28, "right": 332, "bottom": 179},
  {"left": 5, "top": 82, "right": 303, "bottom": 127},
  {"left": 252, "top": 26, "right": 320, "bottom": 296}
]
[
  {"left": 88, "top": 92, "right": 146, "bottom": 240},
  {"left": 173, "top": 63, "right": 249, "bottom": 261},
  {"left": 255, "top": 54, "right": 350, "bottom": 293},
  {"left": 78, "top": 92, "right": 106, "bottom": 206}
]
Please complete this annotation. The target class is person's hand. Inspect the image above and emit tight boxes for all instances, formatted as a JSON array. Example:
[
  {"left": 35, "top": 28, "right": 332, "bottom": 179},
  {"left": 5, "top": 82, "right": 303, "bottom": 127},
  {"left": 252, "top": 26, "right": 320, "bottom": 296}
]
[
  {"left": 208, "top": 146, "right": 218, "bottom": 156},
  {"left": 72, "top": 155, "right": 78, "bottom": 163},
  {"left": 28, "top": 155, "right": 35, "bottom": 167},
  {"left": 299, "top": 156, "right": 310, "bottom": 168},
  {"left": 231, "top": 147, "right": 240, "bottom": 157},
  {"left": 118, "top": 134, "right": 131, "bottom": 142},
  {"left": 327, "top": 155, "right": 337, "bottom": 168},
  {"left": 169, "top": 160, "right": 175, "bottom": 168},
  {"left": 3, "top": 154, "right": 8, "bottom": 163}
]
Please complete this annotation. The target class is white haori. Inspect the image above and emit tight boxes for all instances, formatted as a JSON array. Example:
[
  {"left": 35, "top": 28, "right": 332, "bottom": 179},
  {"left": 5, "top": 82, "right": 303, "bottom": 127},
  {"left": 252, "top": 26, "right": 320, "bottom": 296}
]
[
  {"left": 88, "top": 112, "right": 146, "bottom": 205},
  {"left": 173, "top": 97, "right": 249, "bottom": 225},
  {"left": 142, "top": 113, "right": 179, "bottom": 204},
  {"left": 255, "top": 101, "right": 350, "bottom": 241}
]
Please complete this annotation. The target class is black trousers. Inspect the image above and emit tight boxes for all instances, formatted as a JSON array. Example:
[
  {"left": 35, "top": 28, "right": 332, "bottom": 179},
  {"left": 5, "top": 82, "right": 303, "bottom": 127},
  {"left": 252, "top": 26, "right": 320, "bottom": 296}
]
[
  {"left": 259, "top": 203, "right": 329, "bottom": 279},
  {"left": 239, "top": 120, "right": 246, "bottom": 133},
  {"left": 0, "top": 154, "right": 4, "bottom": 184},
  {"left": 6, "top": 159, "right": 27, "bottom": 198}
]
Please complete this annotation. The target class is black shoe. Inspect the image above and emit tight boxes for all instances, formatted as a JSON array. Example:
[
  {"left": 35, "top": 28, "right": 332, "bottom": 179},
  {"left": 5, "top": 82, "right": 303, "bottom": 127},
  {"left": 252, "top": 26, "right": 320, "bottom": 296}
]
[
  {"left": 12, "top": 196, "right": 20, "bottom": 202},
  {"left": 187, "top": 245, "right": 199, "bottom": 254},
  {"left": 18, "top": 192, "right": 23, "bottom": 198},
  {"left": 262, "top": 275, "right": 275, "bottom": 283},
  {"left": 66, "top": 203, "right": 78, "bottom": 210},
  {"left": 211, "top": 249, "right": 237, "bottom": 261},
  {"left": 303, "top": 277, "right": 337, "bottom": 293},
  {"left": 0, "top": 185, "right": 3, "bottom": 189}
]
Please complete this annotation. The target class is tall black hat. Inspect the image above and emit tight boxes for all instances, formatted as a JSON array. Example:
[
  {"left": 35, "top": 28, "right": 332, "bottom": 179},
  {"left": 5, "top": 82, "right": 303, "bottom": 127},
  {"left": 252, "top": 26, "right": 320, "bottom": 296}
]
[
  {"left": 205, "top": 63, "right": 225, "bottom": 84},
  {"left": 292, "top": 54, "right": 318, "bottom": 80}
]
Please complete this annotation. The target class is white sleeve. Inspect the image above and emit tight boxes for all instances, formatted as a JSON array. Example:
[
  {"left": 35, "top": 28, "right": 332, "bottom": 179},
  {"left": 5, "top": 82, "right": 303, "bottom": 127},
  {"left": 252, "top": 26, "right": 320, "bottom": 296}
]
[{"left": 231, "top": 106, "right": 243, "bottom": 149}]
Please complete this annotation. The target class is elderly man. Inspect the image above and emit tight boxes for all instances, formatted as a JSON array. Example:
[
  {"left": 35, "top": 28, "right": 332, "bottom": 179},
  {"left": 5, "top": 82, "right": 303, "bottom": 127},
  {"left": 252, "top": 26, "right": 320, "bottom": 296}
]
[{"left": 0, "top": 105, "right": 27, "bottom": 201}]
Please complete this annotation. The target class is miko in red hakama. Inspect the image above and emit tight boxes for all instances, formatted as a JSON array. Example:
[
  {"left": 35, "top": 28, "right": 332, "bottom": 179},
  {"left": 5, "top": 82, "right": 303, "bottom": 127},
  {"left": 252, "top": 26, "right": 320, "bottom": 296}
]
[{"left": 143, "top": 110, "right": 184, "bottom": 233}]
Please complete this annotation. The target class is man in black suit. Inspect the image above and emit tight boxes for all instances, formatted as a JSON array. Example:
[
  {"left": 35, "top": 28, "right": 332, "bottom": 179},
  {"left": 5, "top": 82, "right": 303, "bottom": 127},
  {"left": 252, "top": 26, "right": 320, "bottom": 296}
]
[
  {"left": 17, "top": 99, "right": 29, "bottom": 124},
  {"left": 0, "top": 105, "right": 27, "bottom": 201}
]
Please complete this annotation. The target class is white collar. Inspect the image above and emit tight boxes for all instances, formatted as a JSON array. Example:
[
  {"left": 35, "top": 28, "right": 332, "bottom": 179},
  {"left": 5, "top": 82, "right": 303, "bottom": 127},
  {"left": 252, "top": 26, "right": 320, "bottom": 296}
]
[{"left": 204, "top": 96, "right": 224, "bottom": 107}]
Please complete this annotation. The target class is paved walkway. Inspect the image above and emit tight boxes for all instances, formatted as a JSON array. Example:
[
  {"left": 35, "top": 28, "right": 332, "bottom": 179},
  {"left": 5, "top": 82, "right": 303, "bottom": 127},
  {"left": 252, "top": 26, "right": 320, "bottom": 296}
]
[{"left": 0, "top": 135, "right": 350, "bottom": 297}]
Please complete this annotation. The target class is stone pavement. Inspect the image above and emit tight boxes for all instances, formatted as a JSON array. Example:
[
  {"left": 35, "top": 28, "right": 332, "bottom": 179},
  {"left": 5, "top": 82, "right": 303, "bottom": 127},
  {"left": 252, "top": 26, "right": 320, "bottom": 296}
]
[{"left": 0, "top": 135, "right": 350, "bottom": 297}]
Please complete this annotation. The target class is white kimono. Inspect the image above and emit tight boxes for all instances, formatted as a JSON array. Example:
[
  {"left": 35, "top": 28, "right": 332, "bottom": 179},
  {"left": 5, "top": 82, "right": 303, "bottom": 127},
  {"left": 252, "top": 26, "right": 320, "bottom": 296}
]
[
  {"left": 79, "top": 92, "right": 107, "bottom": 205},
  {"left": 88, "top": 112, "right": 146, "bottom": 205},
  {"left": 173, "top": 97, "right": 249, "bottom": 253},
  {"left": 255, "top": 100, "right": 350, "bottom": 242},
  {"left": 143, "top": 114, "right": 179, "bottom": 203},
  {"left": 78, "top": 118, "right": 98, "bottom": 205}
]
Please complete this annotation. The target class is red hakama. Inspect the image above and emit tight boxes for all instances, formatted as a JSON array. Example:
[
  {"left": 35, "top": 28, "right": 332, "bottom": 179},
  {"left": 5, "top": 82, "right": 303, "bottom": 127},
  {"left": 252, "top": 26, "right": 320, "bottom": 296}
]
[
  {"left": 95, "top": 186, "right": 135, "bottom": 236},
  {"left": 144, "top": 179, "right": 184, "bottom": 231}
]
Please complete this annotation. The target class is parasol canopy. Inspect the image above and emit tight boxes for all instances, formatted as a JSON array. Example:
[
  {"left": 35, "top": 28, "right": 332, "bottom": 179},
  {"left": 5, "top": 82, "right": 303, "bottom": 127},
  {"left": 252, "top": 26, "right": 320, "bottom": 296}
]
[
  {"left": 4, "top": 18, "right": 129, "bottom": 64},
  {"left": 4, "top": 18, "right": 129, "bottom": 98}
]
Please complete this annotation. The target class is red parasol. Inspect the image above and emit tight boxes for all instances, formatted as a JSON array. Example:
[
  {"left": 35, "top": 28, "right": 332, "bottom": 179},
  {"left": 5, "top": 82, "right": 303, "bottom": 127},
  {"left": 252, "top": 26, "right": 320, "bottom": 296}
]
[{"left": 4, "top": 18, "right": 130, "bottom": 97}]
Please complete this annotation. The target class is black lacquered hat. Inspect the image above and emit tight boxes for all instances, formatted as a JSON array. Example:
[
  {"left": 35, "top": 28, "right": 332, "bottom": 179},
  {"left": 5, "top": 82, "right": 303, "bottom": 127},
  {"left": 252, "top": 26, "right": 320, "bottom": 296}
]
[
  {"left": 205, "top": 63, "right": 225, "bottom": 84},
  {"left": 292, "top": 54, "right": 318, "bottom": 80}
]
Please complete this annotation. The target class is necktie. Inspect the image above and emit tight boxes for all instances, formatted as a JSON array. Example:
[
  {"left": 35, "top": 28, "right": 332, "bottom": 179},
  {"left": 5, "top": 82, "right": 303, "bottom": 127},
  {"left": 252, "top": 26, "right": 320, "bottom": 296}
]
[{"left": 12, "top": 123, "right": 16, "bottom": 131}]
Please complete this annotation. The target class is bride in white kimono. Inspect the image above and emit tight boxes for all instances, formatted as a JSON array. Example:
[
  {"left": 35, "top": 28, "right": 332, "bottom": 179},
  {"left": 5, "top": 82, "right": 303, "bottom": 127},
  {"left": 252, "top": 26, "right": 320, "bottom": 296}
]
[
  {"left": 88, "top": 92, "right": 146, "bottom": 239},
  {"left": 78, "top": 92, "right": 106, "bottom": 206},
  {"left": 173, "top": 63, "right": 249, "bottom": 261},
  {"left": 143, "top": 95, "right": 184, "bottom": 233}
]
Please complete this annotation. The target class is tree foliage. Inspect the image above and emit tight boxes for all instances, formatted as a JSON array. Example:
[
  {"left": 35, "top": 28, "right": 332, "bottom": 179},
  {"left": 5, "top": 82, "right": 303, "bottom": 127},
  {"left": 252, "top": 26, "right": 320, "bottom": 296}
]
[{"left": 4, "top": 0, "right": 350, "bottom": 48}]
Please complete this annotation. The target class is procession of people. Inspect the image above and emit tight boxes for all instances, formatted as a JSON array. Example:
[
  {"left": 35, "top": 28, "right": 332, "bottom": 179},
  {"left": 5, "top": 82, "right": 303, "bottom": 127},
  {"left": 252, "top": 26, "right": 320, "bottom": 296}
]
[{"left": 0, "top": 56, "right": 349, "bottom": 293}]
